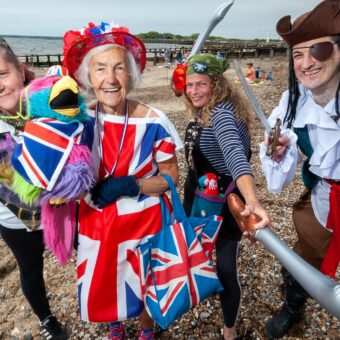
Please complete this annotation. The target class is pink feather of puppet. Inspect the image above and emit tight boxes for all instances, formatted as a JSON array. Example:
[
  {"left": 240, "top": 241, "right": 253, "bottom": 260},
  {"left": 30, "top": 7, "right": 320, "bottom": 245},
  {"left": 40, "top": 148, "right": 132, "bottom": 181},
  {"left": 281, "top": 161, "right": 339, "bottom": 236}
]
[{"left": 11, "top": 74, "right": 95, "bottom": 266}]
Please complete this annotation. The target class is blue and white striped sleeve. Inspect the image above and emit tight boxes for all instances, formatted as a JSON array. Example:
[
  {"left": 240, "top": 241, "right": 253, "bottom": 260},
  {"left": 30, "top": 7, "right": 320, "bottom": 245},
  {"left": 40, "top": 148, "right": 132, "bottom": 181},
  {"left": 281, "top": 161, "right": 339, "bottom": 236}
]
[{"left": 211, "top": 103, "right": 253, "bottom": 180}]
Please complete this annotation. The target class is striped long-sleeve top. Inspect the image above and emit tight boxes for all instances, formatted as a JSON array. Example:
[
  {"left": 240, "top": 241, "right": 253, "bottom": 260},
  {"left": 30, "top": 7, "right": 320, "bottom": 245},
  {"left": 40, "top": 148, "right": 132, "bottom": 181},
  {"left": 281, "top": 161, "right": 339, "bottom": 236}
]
[{"left": 199, "top": 101, "right": 253, "bottom": 180}]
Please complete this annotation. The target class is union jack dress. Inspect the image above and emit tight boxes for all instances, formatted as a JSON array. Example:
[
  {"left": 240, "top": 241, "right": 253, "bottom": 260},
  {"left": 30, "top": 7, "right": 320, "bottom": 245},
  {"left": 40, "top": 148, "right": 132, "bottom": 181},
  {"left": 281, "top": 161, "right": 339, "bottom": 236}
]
[{"left": 77, "top": 107, "right": 182, "bottom": 322}]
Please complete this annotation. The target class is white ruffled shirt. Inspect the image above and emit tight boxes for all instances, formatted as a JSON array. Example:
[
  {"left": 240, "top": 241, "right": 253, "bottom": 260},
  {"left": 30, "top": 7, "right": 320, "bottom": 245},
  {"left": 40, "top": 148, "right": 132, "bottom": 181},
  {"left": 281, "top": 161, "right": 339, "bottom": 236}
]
[{"left": 260, "top": 85, "right": 340, "bottom": 227}]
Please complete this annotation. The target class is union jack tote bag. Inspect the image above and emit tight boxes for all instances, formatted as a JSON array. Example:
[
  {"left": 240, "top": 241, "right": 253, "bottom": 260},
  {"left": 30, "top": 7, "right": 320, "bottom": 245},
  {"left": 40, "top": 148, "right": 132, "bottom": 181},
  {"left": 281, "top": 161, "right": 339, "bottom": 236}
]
[{"left": 138, "top": 174, "right": 223, "bottom": 329}]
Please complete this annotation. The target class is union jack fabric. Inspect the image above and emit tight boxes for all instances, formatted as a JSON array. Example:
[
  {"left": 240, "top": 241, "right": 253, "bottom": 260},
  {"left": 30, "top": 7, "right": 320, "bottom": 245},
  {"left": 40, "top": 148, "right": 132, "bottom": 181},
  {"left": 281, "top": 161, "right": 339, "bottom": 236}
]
[
  {"left": 12, "top": 118, "right": 83, "bottom": 191},
  {"left": 77, "top": 112, "right": 179, "bottom": 322},
  {"left": 191, "top": 215, "right": 223, "bottom": 260},
  {"left": 138, "top": 218, "right": 223, "bottom": 330}
]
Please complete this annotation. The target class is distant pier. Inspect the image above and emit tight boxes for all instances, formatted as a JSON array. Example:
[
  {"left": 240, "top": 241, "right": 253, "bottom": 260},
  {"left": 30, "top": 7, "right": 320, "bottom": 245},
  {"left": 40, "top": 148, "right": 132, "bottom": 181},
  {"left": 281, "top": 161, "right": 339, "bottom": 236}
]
[{"left": 5, "top": 38, "right": 288, "bottom": 68}]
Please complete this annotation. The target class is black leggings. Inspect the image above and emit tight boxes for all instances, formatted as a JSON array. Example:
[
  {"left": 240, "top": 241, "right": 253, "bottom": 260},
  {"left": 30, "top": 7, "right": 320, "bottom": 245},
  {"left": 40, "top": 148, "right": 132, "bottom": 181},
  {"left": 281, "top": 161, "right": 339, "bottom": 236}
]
[
  {"left": 215, "top": 197, "right": 243, "bottom": 328},
  {"left": 0, "top": 226, "right": 52, "bottom": 321},
  {"left": 216, "top": 236, "right": 241, "bottom": 327}
]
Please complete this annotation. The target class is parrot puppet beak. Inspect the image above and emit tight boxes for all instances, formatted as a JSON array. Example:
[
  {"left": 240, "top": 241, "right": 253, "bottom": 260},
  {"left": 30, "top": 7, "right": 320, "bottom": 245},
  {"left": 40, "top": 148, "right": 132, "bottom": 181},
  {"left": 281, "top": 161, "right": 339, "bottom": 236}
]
[{"left": 49, "top": 76, "right": 80, "bottom": 118}]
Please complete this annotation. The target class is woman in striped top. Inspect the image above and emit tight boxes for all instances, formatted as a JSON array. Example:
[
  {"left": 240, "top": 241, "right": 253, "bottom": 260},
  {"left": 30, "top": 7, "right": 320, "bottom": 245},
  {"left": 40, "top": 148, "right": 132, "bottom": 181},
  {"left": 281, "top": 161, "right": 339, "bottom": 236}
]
[{"left": 181, "top": 53, "right": 270, "bottom": 340}]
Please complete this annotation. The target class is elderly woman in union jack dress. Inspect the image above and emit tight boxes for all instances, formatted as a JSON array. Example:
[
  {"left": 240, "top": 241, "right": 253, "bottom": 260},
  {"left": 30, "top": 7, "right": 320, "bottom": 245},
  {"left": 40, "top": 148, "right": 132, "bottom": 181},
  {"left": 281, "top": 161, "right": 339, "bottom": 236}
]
[{"left": 62, "top": 22, "right": 182, "bottom": 339}]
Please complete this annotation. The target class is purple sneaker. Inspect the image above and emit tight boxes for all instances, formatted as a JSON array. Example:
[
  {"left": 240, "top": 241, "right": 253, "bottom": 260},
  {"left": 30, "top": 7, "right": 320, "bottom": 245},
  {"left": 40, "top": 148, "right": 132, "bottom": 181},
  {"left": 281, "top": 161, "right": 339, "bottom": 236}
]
[
  {"left": 107, "top": 322, "right": 125, "bottom": 340},
  {"left": 138, "top": 327, "right": 154, "bottom": 340}
]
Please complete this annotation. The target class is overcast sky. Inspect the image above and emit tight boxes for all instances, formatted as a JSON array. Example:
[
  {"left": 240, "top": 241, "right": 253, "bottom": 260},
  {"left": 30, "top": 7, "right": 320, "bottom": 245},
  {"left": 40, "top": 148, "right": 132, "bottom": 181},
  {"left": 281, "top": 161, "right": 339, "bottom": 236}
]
[{"left": 2, "top": 0, "right": 322, "bottom": 39}]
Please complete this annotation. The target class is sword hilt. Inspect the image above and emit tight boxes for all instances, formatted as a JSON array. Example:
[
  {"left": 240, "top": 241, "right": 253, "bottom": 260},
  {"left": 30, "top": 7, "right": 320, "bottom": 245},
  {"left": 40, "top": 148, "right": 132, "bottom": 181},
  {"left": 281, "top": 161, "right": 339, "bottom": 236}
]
[
  {"left": 266, "top": 118, "right": 282, "bottom": 157},
  {"left": 227, "top": 193, "right": 261, "bottom": 242}
]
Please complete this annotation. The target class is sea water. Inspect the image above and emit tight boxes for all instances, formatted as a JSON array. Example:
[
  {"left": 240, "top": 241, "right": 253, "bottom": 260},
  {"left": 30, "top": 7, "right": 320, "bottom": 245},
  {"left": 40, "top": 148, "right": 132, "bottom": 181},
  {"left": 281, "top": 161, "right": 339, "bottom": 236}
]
[{"left": 3, "top": 36, "right": 189, "bottom": 56}]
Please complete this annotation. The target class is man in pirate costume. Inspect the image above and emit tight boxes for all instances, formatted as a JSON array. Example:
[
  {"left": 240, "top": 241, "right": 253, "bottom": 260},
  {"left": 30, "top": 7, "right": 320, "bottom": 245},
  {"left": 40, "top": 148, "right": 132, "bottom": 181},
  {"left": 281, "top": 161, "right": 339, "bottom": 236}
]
[{"left": 260, "top": 0, "right": 340, "bottom": 338}]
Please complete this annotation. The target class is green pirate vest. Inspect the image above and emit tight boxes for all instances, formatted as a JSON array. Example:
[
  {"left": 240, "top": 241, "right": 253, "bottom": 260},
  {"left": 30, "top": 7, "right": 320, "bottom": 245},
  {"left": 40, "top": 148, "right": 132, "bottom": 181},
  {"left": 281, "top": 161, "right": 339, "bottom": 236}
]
[{"left": 294, "top": 126, "right": 321, "bottom": 189}]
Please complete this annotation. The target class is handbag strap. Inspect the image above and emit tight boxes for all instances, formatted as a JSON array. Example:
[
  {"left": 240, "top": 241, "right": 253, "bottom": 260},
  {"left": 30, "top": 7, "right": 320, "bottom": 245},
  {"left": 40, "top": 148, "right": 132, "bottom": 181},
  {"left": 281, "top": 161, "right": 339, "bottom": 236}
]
[
  {"left": 159, "top": 196, "right": 172, "bottom": 227},
  {"left": 160, "top": 174, "right": 187, "bottom": 222}
]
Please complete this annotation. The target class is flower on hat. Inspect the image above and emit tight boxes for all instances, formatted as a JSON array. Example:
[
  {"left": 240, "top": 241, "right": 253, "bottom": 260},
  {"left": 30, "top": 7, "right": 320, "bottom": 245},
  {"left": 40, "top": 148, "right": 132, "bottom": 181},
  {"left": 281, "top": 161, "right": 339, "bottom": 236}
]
[{"left": 63, "top": 21, "right": 146, "bottom": 78}]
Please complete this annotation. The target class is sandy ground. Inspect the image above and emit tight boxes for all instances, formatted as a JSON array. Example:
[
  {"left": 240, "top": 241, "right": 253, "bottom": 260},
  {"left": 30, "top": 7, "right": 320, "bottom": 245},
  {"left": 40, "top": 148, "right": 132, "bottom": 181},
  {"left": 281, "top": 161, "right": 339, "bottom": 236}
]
[{"left": 0, "top": 59, "right": 339, "bottom": 339}]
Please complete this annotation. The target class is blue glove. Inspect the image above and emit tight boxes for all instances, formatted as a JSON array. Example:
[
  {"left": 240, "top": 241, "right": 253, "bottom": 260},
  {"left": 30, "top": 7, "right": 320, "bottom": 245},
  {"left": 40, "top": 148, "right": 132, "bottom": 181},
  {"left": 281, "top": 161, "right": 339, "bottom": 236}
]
[{"left": 91, "top": 175, "right": 139, "bottom": 209}]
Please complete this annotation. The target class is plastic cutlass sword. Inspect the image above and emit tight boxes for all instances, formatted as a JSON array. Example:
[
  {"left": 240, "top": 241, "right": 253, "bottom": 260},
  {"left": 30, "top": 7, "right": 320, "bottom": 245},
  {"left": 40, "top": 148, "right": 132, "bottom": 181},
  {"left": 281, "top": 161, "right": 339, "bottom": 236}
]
[
  {"left": 232, "top": 59, "right": 272, "bottom": 133},
  {"left": 233, "top": 59, "right": 282, "bottom": 156},
  {"left": 189, "top": 1, "right": 235, "bottom": 57},
  {"left": 228, "top": 194, "right": 340, "bottom": 319}
]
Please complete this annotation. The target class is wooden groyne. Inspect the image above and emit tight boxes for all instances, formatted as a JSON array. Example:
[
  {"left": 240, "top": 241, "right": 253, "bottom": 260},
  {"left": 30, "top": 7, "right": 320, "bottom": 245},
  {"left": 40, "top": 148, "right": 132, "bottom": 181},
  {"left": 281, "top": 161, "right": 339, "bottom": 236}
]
[
  {"left": 149, "top": 44, "right": 288, "bottom": 64},
  {"left": 18, "top": 54, "right": 63, "bottom": 67},
  {"left": 17, "top": 44, "right": 288, "bottom": 68}
]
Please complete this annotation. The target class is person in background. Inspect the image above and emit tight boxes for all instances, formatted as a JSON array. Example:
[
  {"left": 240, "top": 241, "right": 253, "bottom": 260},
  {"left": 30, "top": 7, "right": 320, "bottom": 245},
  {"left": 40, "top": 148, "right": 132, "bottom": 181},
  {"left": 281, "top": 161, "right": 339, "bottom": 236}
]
[
  {"left": 176, "top": 53, "right": 270, "bottom": 340},
  {"left": 164, "top": 48, "right": 170, "bottom": 63},
  {"left": 245, "top": 62, "right": 255, "bottom": 83},
  {"left": 176, "top": 49, "right": 183, "bottom": 63},
  {"left": 0, "top": 39, "right": 69, "bottom": 340},
  {"left": 169, "top": 49, "right": 174, "bottom": 64},
  {"left": 266, "top": 71, "right": 273, "bottom": 81},
  {"left": 62, "top": 22, "right": 182, "bottom": 340},
  {"left": 260, "top": 0, "right": 340, "bottom": 338},
  {"left": 216, "top": 51, "right": 223, "bottom": 60},
  {"left": 255, "top": 66, "right": 261, "bottom": 79}
]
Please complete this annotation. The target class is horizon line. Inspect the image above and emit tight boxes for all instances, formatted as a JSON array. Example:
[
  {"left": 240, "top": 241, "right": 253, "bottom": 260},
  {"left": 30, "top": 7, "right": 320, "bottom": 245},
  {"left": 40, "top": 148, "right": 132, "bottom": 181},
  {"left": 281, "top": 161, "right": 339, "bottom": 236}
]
[{"left": 0, "top": 34, "right": 278, "bottom": 41}]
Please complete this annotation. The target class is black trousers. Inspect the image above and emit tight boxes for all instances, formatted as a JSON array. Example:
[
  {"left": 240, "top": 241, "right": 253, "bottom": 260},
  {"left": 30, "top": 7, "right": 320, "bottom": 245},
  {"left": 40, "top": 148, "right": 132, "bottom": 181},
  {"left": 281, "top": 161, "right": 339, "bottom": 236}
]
[{"left": 0, "top": 225, "right": 52, "bottom": 321}]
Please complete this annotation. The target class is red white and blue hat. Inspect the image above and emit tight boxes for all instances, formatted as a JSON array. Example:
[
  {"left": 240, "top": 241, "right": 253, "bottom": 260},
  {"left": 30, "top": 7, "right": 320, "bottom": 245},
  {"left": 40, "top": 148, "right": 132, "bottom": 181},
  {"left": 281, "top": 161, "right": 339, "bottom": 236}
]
[{"left": 63, "top": 21, "right": 146, "bottom": 77}]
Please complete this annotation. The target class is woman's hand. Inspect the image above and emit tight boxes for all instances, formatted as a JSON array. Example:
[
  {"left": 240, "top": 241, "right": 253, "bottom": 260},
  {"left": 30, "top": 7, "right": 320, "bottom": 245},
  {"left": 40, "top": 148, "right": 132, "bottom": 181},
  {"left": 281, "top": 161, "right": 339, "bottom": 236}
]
[
  {"left": 91, "top": 175, "right": 139, "bottom": 209},
  {"left": 240, "top": 200, "right": 271, "bottom": 229},
  {"left": 241, "top": 201, "right": 270, "bottom": 243},
  {"left": 234, "top": 174, "right": 271, "bottom": 238},
  {"left": 227, "top": 193, "right": 270, "bottom": 243}
]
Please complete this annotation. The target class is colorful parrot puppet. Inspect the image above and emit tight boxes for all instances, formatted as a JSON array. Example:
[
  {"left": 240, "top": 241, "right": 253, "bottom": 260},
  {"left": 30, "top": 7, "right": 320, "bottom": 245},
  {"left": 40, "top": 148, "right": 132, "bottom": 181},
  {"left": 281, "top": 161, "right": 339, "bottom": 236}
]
[
  {"left": 198, "top": 173, "right": 219, "bottom": 196},
  {"left": 11, "top": 74, "right": 95, "bottom": 265}
]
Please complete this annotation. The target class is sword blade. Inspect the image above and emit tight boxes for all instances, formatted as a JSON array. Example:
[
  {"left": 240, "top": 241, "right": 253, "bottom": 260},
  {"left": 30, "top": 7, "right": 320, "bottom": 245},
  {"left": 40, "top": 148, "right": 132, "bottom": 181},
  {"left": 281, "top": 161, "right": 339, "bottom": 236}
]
[
  {"left": 256, "top": 228, "right": 340, "bottom": 319},
  {"left": 232, "top": 59, "right": 272, "bottom": 134},
  {"left": 189, "top": 1, "right": 235, "bottom": 57}
]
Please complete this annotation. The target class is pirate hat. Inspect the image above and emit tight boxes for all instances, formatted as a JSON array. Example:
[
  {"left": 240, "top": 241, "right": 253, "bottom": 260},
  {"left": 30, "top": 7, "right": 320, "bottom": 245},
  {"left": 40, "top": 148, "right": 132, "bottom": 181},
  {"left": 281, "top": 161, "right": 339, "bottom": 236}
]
[{"left": 276, "top": 0, "right": 340, "bottom": 47}]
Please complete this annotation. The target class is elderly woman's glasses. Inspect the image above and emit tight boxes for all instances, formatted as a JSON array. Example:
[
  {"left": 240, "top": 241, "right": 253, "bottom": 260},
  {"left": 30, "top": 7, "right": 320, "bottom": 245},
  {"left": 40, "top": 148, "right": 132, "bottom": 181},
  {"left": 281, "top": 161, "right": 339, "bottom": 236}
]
[{"left": 293, "top": 40, "right": 340, "bottom": 62}]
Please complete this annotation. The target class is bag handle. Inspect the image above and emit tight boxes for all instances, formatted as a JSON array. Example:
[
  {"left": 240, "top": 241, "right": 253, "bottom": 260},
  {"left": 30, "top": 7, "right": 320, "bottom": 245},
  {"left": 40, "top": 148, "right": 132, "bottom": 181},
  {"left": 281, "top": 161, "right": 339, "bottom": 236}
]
[
  {"left": 159, "top": 196, "right": 172, "bottom": 227},
  {"left": 160, "top": 174, "right": 187, "bottom": 222}
]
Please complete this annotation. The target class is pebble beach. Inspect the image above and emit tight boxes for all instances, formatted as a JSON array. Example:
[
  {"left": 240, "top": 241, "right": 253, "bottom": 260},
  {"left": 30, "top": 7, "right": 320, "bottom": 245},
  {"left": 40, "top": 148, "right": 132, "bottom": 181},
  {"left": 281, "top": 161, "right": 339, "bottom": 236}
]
[{"left": 0, "top": 58, "right": 339, "bottom": 340}]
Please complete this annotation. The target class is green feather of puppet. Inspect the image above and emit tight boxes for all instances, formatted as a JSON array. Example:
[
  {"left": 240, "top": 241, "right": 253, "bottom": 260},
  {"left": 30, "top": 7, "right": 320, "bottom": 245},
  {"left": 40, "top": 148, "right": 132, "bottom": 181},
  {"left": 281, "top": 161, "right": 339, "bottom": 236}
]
[{"left": 12, "top": 171, "right": 42, "bottom": 206}]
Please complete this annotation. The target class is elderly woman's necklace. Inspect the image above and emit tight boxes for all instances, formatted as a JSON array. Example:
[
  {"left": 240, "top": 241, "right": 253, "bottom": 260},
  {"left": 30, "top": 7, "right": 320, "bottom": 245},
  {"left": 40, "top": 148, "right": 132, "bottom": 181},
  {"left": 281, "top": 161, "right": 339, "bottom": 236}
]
[{"left": 96, "top": 100, "right": 129, "bottom": 178}]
